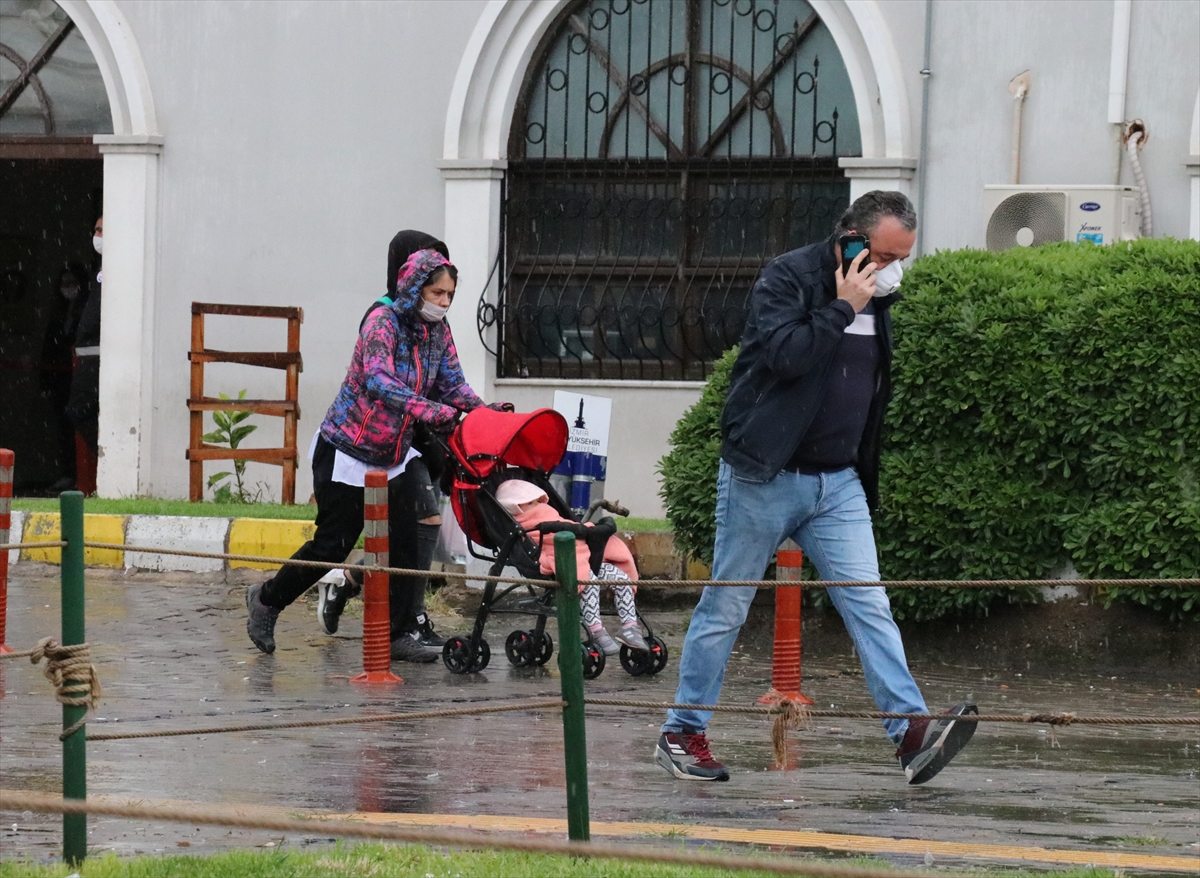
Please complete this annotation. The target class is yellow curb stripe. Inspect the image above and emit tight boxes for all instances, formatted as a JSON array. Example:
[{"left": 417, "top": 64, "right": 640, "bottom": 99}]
[
  {"left": 56, "top": 794, "right": 1196, "bottom": 872},
  {"left": 326, "top": 810, "right": 1200, "bottom": 872},
  {"left": 19, "top": 513, "right": 126, "bottom": 567},
  {"left": 227, "top": 518, "right": 315, "bottom": 571}
]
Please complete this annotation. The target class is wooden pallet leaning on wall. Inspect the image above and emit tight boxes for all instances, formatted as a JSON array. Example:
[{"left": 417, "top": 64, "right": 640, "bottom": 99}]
[{"left": 187, "top": 302, "right": 303, "bottom": 504}]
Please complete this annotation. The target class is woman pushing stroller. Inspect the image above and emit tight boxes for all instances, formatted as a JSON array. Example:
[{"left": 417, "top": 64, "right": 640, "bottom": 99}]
[
  {"left": 496, "top": 479, "right": 649, "bottom": 655},
  {"left": 245, "top": 244, "right": 510, "bottom": 659}
]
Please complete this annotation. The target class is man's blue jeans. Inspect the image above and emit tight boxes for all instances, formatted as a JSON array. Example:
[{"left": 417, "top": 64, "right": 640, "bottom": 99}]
[{"left": 664, "top": 461, "right": 926, "bottom": 744}]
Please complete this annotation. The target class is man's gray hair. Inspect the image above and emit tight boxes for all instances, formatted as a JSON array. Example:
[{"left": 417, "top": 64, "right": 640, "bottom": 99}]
[{"left": 834, "top": 190, "right": 917, "bottom": 236}]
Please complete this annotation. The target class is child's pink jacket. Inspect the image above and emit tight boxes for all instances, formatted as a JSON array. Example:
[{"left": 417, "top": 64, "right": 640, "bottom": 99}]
[{"left": 513, "top": 503, "right": 638, "bottom": 590}]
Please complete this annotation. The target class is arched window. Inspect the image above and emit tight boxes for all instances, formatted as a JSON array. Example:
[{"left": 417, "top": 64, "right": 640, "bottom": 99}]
[{"left": 488, "top": 0, "right": 859, "bottom": 380}]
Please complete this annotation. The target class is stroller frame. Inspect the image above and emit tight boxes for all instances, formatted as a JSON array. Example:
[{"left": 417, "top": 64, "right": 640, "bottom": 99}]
[{"left": 440, "top": 409, "right": 668, "bottom": 679}]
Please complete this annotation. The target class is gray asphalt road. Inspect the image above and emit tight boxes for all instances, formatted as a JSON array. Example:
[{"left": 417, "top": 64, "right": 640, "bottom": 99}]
[{"left": 2, "top": 567, "right": 1198, "bottom": 869}]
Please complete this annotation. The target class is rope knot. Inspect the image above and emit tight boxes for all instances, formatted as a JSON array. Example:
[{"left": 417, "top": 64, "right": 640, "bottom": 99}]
[{"left": 29, "top": 637, "right": 101, "bottom": 739}]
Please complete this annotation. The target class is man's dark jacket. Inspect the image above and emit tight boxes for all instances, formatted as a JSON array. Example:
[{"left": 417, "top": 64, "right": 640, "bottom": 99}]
[{"left": 720, "top": 236, "right": 900, "bottom": 512}]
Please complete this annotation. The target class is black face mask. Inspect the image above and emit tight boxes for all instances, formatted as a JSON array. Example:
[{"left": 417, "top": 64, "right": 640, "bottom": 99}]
[{"left": 387, "top": 230, "right": 449, "bottom": 299}]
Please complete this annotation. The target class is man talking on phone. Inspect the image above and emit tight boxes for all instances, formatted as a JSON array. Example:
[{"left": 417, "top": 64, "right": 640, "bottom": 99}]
[{"left": 654, "top": 191, "right": 978, "bottom": 784}]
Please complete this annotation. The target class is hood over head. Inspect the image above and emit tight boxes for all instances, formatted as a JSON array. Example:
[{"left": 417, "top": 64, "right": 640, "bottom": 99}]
[
  {"left": 387, "top": 230, "right": 448, "bottom": 299},
  {"left": 393, "top": 249, "right": 454, "bottom": 319}
]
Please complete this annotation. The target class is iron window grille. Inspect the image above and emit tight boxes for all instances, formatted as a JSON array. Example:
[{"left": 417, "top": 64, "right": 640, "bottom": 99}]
[{"left": 481, "top": 0, "right": 858, "bottom": 381}]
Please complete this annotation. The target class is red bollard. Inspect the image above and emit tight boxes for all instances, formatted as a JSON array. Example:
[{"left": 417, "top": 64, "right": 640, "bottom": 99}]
[
  {"left": 351, "top": 470, "right": 401, "bottom": 684},
  {"left": 0, "top": 449, "right": 13, "bottom": 654},
  {"left": 758, "top": 539, "right": 812, "bottom": 706}
]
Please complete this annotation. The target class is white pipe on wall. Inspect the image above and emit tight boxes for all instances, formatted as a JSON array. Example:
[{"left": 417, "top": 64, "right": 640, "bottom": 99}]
[
  {"left": 1108, "top": 0, "right": 1132, "bottom": 183},
  {"left": 1009, "top": 71, "right": 1030, "bottom": 185}
]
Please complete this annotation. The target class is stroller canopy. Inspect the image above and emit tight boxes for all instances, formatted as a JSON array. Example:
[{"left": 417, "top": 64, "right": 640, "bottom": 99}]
[{"left": 450, "top": 407, "right": 569, "bottom": 479}]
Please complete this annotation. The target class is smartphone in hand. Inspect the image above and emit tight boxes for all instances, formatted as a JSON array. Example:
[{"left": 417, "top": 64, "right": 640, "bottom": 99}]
[{"left": 838, "top": 234, "right": 870, "bottom": 277}]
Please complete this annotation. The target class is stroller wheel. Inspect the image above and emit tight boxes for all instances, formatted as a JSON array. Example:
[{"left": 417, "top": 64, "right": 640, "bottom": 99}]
[
  {"left": 581, "top": 644, "right": 605, "bottom": 680},
  {"left": 648, "top": 636, "right": 669, "bottom": 675},
  {"left": 532, "top": 631, "right": 554, "bottom": 666},
  {"left": 619, "top": 644, "right": 652, "bottom": 677},
  {"left": 505, "top": 630, "right": 533, "bottom": 667},
  {"left": 470, "top": 638, "right": 491, "bottom": 672},
  {"left": 442, "top": 636, "right": 473, "bottom": 674}
]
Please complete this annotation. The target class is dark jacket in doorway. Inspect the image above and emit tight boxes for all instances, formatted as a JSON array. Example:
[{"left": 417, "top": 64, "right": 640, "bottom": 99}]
[{"left": 719, "top": 236, "right": 900, "bottom": 512}]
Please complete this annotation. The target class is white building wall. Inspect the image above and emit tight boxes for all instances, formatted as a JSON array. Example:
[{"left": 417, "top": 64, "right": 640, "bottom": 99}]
[
  {"left": 86, "top": 0, "right": 1200, "bottom": 515},
  {"left": 114, "top": 0, "right": 487, "bottom": 502},
  {"left": 921, "top": 0, "right": 1199, "bottom": 252}
]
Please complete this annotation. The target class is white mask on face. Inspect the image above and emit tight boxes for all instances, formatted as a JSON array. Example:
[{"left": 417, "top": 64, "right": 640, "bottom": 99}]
[
  {"left": 418, "top": 298, "right": 449, "bottom": 322},
  {"left": 92, "top": 235, "right": 103, "bottom": 255},
  {"left": 874, "top": 260, "right": 903, "bottom": 296}
]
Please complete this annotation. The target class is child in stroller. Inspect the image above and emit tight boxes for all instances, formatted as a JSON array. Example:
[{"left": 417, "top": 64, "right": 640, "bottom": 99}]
[
  {"left": 440, "top": 406, "right": 668, "bottom": 679},
  {"left": 496, "top": 478, "right": 648, "bottom": 655}
]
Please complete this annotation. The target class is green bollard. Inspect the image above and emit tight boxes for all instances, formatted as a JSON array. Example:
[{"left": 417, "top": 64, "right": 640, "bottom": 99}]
[
  {"left": 553, "top": 531, "right": 589, "bottom": 842},
  {"left": 60, "top": 490, "right": 86, "bottom": 865}
]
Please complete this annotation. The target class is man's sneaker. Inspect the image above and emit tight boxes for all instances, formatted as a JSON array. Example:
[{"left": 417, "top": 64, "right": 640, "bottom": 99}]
[
  {"left": 655, "top": 728, "right": 730, "bottom": 781},
  {"left": 588, "top": 626, "right": 619, "bottom": 656},
  {"left": 317, "top": 580, "right": 353, "bottom": 635},
  {"left": 614, "top": 624, "right": 649, "bottom": 652},
  {"left": 415, "top": 613, "right": 446, "bottom": 648},
  {"left": 896, "top": 701, "right": 979, "bottom": 785},
  {"left": 246, "top": 583, "right": 280, "bottom": 654},
  {"left": 390, "top": 631, "right": 440, "bottom": 663}
]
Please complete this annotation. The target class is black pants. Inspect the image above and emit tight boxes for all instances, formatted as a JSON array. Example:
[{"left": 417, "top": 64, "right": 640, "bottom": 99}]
[{"left": 259, "top": 437, "right": 441, "bottom": 637}]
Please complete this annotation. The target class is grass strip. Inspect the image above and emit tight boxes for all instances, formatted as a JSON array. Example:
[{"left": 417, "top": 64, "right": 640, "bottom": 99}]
[{"left": 0, "top": 844, "right": 1131, "bottom": 877}]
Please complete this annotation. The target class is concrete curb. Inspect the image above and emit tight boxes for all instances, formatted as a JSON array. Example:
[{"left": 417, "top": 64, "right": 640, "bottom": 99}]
[
  {"left": 5, "top": 511, "right": 693, "bottom": 583},
  {"left": 7, "top": 512, "right": 315, "bottom": 574}
]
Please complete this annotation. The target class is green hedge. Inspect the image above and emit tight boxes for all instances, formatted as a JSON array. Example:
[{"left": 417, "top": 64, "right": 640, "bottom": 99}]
[{"left": 660, "top": 238, "right": 1200, "bottom": 622}]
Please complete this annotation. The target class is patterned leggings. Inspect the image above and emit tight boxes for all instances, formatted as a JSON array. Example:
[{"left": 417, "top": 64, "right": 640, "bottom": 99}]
[{"left": 580, "top": 562, "right": 638, "bottom": 628}]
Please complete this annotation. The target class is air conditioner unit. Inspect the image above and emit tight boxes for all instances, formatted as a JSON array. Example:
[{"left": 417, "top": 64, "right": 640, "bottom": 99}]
[{"left": 983, "top": 185, "right": 1141, "bottom": 251}]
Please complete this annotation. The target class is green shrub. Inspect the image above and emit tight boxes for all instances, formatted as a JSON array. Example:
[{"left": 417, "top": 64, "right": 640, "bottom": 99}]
[{"left": 660, "top": 238, "right": 1200, "bottom": 622}]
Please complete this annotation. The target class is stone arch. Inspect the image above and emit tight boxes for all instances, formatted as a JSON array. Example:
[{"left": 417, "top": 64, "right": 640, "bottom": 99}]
[
  {"left": 441, "top": 0, "right": 915, "bottom": 391},
  {"left": 55, "top": 0, "right": 162, "bottom": 496}
]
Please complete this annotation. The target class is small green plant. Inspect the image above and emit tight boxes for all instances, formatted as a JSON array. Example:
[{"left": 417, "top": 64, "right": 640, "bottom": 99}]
[{"left": 203, "top": 390, "right": 265, "bottom": 504}]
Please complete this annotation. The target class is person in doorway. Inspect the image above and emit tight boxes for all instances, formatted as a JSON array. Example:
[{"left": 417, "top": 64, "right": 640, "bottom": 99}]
[
  {"left": 319, "top": 230, "right": 458, "bottom": 653},
  {"left": 64, "top": 216, "right": 103, "bottom": 496},
  {"left": 654, "top": 191, "right": 977, "bottom": 784},
  {"left": 495, "top": 478, "right": 647, "bottom": 654},
  {"left": 41, "top": 263, "right": 91, "bottom": 491},
  {"left": 246, "top": 248, "right": 510, "bottom": 661}
]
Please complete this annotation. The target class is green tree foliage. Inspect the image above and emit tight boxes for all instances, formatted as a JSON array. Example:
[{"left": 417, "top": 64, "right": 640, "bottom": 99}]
[{"left": 660, "top": 238, "right": 1200, "bottom": 622}]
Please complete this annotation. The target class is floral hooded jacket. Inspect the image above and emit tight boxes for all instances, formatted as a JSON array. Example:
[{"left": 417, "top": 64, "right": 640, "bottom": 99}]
[{"left": 319, "top": 249, "right": 486, "bottom": 467}]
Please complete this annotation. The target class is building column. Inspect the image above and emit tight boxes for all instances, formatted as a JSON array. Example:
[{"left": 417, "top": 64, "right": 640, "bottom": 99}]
[
  {"left": 439, "top": 160, "right": 506, "bottom": 396},
  {"left": 838, "top": 157, "right": 919, "bottom": 202},
  {"left": 1189, "top": 158, "right": 1200, "bottom": 241},
  {"left": 94, "top": 134, "right": 162, "bottom": 498}
]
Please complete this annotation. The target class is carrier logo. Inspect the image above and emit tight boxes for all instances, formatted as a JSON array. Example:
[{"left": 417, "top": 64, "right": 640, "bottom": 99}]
[{"left": 1079, "top": 202, "right": 1101, "bottom": 211}]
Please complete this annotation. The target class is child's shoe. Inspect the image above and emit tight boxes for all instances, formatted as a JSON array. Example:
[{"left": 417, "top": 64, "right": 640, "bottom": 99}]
[
  {"left": 615, "top": 623, "right": 649, "bottom": 652},
  {"left": 588, "top": 626, "right": 619, "bottom": 655}
]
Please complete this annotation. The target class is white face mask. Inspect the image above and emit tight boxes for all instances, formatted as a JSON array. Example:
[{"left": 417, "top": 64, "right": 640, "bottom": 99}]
[
  {"left": 93, "top": 235, "right": 103, "bottom": 255},
  {"left": 417, "top": 298, "right": 449, "bottom": 322},
  {"left": 874, "top": 260, "right": 903, "bottom": 296}
]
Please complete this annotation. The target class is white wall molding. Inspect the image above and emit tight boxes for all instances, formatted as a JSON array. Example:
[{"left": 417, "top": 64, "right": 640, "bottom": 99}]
[
  {"left": 59, "top": 1, "right": 162, "bottom": 497},
  {"left": 838, "top": 156, "right": 920, "bottom": 200}
]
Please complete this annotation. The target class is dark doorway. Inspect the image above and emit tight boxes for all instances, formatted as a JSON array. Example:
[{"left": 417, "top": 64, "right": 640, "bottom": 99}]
[{"left": 0, "top": 157, "right": 102, "bottom": 492}]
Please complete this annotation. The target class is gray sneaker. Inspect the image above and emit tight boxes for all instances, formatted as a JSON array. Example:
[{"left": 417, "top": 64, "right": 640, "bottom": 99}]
[
  {"left": 589, "top": 626, "right": 619, "bottom": 656},
  {"left": 246, "top": 583, "right": 280, "bottom": 654},
  {"left": 390, "top": 631, "right": 439, "bottom": 663},
  {"left": 614, "top": 624, "right": 649, "bottom": 652},
  {"left": 896, "top": 701, "right": 979, "bottom": 784}
]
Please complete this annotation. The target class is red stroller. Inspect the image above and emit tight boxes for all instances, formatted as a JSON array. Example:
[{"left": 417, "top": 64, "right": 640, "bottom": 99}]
[{"left": 441, "top": 407, "right": 668, "bottom": 679}]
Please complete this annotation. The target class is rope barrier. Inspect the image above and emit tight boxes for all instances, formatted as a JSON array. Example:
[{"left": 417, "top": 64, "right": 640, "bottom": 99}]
[
  {"left": 582, "top": 698, "right": 1200, "bottom": 724},
  {"left": 23, "top": 539, "right": 1198, "bottom": 591},
  {"left": 84, "top": 698, "right": 566, "bottom": 741},
  {"left": 0, "top": 789, "right": 950, "bottom": 878},
  {"left": 0, "top": 541, "right": 67, "bottom": 551}
]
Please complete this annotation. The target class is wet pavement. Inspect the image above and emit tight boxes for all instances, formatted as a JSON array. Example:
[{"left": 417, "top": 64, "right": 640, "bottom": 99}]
[{"left": 2, "top": 565, "right": 1198, "bottom": 869}]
